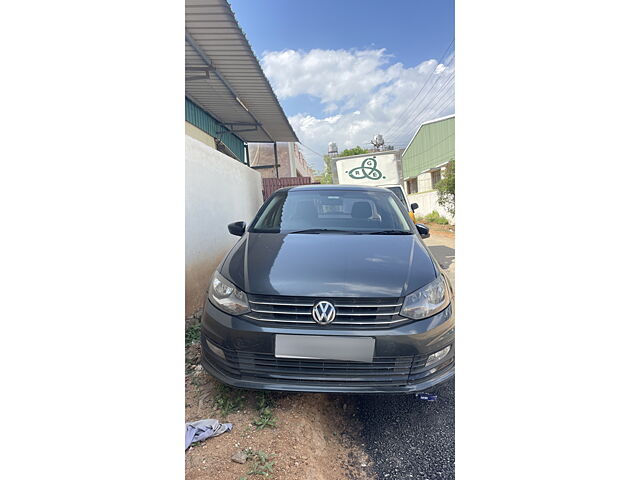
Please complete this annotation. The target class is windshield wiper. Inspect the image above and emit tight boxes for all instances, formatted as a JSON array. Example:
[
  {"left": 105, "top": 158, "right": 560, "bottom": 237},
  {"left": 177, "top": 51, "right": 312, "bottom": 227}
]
[
  {"left": 289, "top": 228, "right": 358, "bottom": 234},
  {"left": 289, "top": 228, "right": 411, "bottom": 235},
  {"left": 360, "top": 230, "right": 412, "bottom": 235}
]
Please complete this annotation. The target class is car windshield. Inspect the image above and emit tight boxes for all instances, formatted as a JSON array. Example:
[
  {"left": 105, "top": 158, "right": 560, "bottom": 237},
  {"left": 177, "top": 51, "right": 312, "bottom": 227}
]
[{"left": 250, "top": 189, "right": 413, "bottom": 234}]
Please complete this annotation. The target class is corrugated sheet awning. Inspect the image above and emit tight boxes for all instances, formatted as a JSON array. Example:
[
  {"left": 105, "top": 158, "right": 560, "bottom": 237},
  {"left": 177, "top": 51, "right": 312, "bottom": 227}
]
[{"left": 185, "top": 0, "right": 298, "bottom": 143}]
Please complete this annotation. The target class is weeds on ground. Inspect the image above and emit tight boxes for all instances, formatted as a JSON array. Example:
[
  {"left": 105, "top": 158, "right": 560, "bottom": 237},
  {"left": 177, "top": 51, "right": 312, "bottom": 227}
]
[
  {"left": 213, "top": 384, "right": 247, "bottom": 420},
  {"left": 185, "top": 323, "right": 201, "bottom": 345},
  {"left": 239, "top": 449, "right": 276, "bottom": 478},
  {"left": 419, "top": 210, "right": 449, "bottom": 225},
  {"left": 252, "top": 392, "right": 277, "bottom": 430}
]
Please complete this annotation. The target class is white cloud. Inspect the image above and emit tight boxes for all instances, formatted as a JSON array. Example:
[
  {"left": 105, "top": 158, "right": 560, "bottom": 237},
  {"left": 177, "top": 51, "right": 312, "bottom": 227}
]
[
  {"left": 262, "top": 48, "right": 399, "bottom": 104},
  {"left": 323, "top": 103, "right": 338, "bottom": 114},
  {"left": 261, "top": 48, "right": 455, "bottom": 171}
]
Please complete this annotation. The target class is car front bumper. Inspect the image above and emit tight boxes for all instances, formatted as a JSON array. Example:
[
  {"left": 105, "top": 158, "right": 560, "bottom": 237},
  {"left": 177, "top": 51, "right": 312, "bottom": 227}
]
[{"left": 200, "top": 299, "right": 455, "bottom": 394}]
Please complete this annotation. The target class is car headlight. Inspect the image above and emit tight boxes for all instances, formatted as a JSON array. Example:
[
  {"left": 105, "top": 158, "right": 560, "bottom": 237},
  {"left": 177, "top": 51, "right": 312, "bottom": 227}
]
[
  {"left": 208, "top": 271, "right": 250, "bottom": 315},
  {"left": 400, "top": 275, "right": 450, "bottom": 320}
]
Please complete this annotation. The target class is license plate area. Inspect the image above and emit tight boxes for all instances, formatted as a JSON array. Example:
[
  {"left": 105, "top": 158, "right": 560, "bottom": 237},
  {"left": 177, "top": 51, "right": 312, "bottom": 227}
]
[{"left": 275, "top": 335, "right": 375, "bottom": 363}]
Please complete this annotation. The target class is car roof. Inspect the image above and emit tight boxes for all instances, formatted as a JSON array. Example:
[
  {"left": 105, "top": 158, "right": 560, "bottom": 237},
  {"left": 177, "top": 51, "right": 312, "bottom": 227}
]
[{"left": 281, "top": 184, "right": 392, "bottom": 193}]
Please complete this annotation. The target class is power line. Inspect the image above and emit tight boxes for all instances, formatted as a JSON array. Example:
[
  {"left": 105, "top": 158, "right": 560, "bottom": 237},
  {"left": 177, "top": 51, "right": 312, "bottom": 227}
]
[
  {"left": 385, "top": 71, "right": 455, "bottom": 144},
  {"left": 297, "top": 48, "right": 454, "bottom": 171},
  {"left": 386, "top": 58, "right": 455, "bottom": 138},
  {"left": 415, "top": 86, "right": 455, "bottom": 127},
  {"left": 388, "top": 94, "right": 455, "bottom": 148},
  {"left": 385, "top": 54, "right": 455, "bottom": 143},
  {"left": 385, "top": 49, "right": 455, "bottom": 141},
  {"left": 385, "top": 39, "right": 455, "bottom": 140},
  {"left": 298, "top": 143, "right": 328, "bottom": 172},
  {"left": 385, "top": 70, "right": 450, "bottom": 141},
  {"left": 389, "top": 79, "right": 456, "bottom": 145},
  {"left": 431, "top": 92, "right": 455, "bottom": 118},
  {"left": 387, "top": 62, "right": 455, "bottom": 139},
  {"left": 298, "top": 142, "right": 325, "bottom": 158}
]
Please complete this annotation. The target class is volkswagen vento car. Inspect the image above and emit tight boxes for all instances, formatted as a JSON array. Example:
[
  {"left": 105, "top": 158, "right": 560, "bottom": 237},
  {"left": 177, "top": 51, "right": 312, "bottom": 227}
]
[{"left": 200, "top": 185, "right": 454, "bottom": 393}]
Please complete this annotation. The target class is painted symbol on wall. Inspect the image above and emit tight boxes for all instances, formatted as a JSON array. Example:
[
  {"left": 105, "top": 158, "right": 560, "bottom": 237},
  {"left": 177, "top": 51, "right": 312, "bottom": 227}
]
[{"left": 346, "top": 157, "right": 385, "bottom": 180}]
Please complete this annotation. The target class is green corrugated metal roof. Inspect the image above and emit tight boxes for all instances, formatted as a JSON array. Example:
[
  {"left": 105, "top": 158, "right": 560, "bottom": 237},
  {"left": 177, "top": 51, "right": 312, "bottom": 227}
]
[
  {"left": 185, "top": 97, "right": 245, "bottom": 162},
  {"left": 402, "top": 116, "right": 455, "bottom": 179}
]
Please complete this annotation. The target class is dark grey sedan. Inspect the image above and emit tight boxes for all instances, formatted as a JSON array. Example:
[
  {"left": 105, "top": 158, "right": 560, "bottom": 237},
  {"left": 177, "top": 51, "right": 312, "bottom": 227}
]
[{"left": 200, "top": 185, "right": 454, "bottom": 393}]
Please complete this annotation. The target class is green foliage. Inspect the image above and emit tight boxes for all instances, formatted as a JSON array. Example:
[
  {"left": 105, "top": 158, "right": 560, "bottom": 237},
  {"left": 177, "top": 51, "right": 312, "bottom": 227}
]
[
  {"left": 340, "top": 146, "right": 369, "bottom": 156},
  {"left": 185, "top": 323, "right": 201, "bottom": 346},
  {"left": 319, "top": 147, "right": 370, "bottom": 184},
  {"left": 255, "top": 391, "right": 275, "bottom": 410},
  {"left": 435, "top": 160, "right": 455, "bottom": 217},
  {"left": 253, "top": 409, "right": 277, "bottom": 430},
  {"left": 320, "top": 155, "right": 333, "bottom": 184},
  {"left": 242, "top": 449, "right": 276, "bottom": 477},
  {"left": 213, "top": 384, "right": 247, "bottom": 420},
  {"left": 421, "top": 211, "right": 449, "bottom": 225},
  {"left": 253, "top": 392, "right": 277, "bottom": 430}
]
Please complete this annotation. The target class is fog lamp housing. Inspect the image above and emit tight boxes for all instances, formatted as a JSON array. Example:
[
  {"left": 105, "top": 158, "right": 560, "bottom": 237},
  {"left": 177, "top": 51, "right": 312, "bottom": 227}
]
[
  {"left": 206, "top": 340, "right": 225, "bottom": 359},
  {"left": 425, "top": 345, "right": 451, "bottom": 366}
]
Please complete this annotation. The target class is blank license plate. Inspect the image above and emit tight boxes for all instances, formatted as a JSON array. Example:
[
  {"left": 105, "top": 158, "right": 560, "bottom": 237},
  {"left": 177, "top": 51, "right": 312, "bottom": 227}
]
[{"left": 275, "top": 335, "right": 374, "bottom": 363}]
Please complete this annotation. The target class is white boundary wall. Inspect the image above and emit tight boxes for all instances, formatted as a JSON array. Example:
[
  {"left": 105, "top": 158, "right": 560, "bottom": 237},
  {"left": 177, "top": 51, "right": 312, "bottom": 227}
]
[
  {"left": 185, "top": 135, "right": 263, "bottom": 315},
  {"left": 407, "top": 190, "right": 455, "bottom": 225}
]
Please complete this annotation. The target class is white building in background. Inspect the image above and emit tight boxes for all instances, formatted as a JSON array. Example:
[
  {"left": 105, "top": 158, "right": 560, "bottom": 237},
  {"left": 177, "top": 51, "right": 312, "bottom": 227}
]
[{"left": 184, "top": 0, "right": 299, "bottom": 315}]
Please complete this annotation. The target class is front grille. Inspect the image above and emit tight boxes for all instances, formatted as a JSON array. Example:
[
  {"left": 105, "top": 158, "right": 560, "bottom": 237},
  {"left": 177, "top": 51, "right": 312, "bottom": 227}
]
[
  {"left": 244, "top": 294, "right": 408, "bottom": 328},
  {"left": 204, "top": 341, "right": 452, "bottom": 387}
]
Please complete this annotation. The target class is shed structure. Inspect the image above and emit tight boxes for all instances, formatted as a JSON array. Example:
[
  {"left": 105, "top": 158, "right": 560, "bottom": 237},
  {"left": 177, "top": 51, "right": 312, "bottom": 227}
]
[{"left": 402, "top": 115, "right": 455, "bottom": 194}]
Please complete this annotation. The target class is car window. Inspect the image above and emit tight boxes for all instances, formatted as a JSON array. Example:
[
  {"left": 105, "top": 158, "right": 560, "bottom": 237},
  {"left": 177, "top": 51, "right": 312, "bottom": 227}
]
[
  {"left": 385, "top": 186, "right": 408, "bottom": 208},
  {"left": 251, "top": 189, "right": 412, "bottom": 233},
  {"left": 385, "top": 194, "right": 409, "bottom": 222}
]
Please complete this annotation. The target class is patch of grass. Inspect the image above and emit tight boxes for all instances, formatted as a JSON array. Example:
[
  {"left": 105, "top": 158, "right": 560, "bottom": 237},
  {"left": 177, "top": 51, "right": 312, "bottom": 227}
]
[
  {"left": 419, "top": 210, "right": 449, "bottom": 225},
  {"left": 252, "top": 392, "right": 277, "bottom": 430},
  {"left": 253, "top": 409, "right": 277, "bottom": 430},
  {"left": 255, "top": 391, "right": 278, "bottom": 412},
  {"left": 213, "top": 384, "right": 247, "bottom": 420},
  {"left": 241, "top": 449, "right": 276, "bottom": 477},
  {"left": 185, "top": 323, "right": 201, "bottom": 345}
]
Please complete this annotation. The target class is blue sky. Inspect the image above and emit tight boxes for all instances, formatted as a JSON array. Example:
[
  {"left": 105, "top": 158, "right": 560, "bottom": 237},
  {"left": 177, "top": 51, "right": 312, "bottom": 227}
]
[{"left": 230, "top": 0, "right": 455, "bottom": 170}]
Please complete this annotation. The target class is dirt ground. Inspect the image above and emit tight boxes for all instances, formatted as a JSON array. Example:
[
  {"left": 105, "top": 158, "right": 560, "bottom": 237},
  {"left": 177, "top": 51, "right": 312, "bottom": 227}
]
[
  {"left": 421, "top": 222, "right": 455, "bottom": 237},
  {"left": 185, "top": 343, "right": 373, "bottom": 480}
]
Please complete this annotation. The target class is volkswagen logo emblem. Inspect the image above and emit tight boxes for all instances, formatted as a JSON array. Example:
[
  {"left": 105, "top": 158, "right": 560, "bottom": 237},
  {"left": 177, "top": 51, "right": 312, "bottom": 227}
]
[{"left": 312, "top": 300, "right": 336, "bottom": 325}]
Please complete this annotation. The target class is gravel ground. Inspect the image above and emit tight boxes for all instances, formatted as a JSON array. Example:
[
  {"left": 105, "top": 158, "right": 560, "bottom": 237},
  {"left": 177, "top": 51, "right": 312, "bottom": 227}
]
[
  {"left": 351, "top": 380, "right": 454, "bottom": 480},
  {"left": 350, "top": 232, "right": 455, "bottom": 480}
]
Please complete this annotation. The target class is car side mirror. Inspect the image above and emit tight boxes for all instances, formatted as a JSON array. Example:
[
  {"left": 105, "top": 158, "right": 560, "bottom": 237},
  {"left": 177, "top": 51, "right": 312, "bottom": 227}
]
[
  {"left": 227, "top": 221, "right": 246, "bottom": 236},
  {"left": 410, "top": 202, "right": 419, "bottom": 212},
  {"left": 416, "top": 223, "right": 430, "bottom": 238}
]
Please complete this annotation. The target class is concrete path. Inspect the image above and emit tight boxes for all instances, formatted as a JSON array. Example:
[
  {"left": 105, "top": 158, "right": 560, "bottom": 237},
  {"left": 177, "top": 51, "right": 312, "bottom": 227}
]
[{"left": 424, "top": 231, "right": 455, "bottom": 289}]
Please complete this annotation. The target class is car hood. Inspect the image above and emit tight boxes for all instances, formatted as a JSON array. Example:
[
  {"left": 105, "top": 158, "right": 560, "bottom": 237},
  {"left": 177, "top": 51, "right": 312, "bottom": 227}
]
[{"left": 220, "top": 232, "right": 438, "bottom": 298}]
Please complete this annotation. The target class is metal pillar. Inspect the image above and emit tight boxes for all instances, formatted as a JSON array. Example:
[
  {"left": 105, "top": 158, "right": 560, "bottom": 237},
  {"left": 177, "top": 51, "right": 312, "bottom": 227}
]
[
  {"left": 273, "top": 142, "right": 279, "bottom": 178},
  {"left": 244, "top": 143, "right": 250, "bottom": 166}
]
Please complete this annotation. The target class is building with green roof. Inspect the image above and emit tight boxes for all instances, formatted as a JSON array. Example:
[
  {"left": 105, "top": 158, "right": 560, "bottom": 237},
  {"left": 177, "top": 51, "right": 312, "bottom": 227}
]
[{"left": 402, "top": 115, "right": 454, "bottom": 194}]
